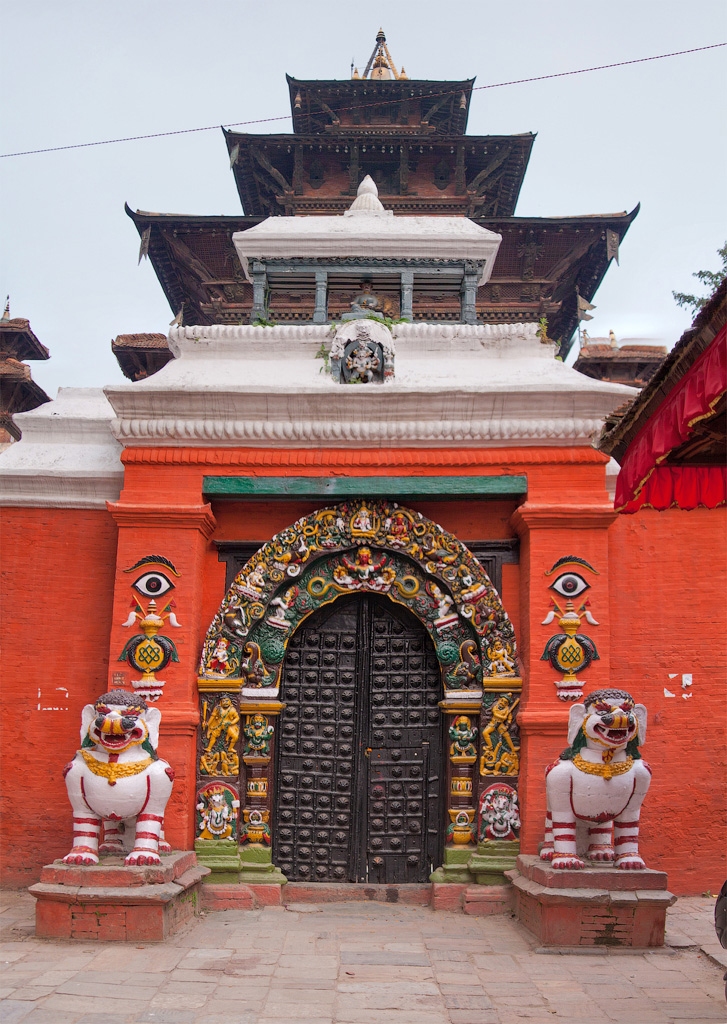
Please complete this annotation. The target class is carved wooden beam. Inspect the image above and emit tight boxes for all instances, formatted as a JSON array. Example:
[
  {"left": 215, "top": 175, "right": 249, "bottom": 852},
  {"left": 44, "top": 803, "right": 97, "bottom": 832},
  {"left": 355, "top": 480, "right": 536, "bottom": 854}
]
[
  {"left": 421, "top": 90, "right": 452, "bottom": 124},
  {"left": 249, "top": 147, "right": 292, "bottom": 193},
  {"left": 317, "top": 99, "right": 340, "bottom": 125},
  {"left": 468, "top": 146, "right": 513, "bottom": 193}
]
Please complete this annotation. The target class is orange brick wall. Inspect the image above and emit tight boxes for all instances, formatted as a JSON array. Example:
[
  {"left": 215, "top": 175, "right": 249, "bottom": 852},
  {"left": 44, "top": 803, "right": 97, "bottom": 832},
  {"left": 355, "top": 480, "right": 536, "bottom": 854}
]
[
  {"left": 2, "top": 451, "right": 724, "bottom": 895},
  {"left": 0, "top": 508, "right": 119, "bottom": 886},
  {"left": 609, "top": 508, "right": 727, "bottom": 894}
]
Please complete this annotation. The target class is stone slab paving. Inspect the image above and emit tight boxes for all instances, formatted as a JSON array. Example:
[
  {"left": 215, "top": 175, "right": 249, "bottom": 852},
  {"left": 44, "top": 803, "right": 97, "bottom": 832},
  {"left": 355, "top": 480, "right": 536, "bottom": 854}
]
[{"left": 0, "top": 890, "right": 725, "bottom": 1024}]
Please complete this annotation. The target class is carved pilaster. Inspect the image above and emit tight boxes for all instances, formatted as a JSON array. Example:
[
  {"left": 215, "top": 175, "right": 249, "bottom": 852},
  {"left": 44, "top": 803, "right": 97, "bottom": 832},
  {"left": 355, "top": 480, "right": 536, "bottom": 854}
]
[
  {"left": 313, "top": 270, "right": 328, "bottom": 324},
  {"left": 400, "top": 269, "right": 414, "bottom": 321},
  {"left": 250, "top": 261, "right": 268, "bottom": 323},
  {"left": 461, "top": 265, "right": 479, "bottom": 324}
]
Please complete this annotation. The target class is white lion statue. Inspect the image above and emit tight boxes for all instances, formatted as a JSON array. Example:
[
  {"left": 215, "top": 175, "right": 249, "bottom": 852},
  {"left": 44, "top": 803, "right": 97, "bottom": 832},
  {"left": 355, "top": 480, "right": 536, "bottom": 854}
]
[
  {"left": 540, "top": 688, "right": 651, "bottom": 870},
  {"left": 62, "top": 690, "right": 174, "bottom": 866}
]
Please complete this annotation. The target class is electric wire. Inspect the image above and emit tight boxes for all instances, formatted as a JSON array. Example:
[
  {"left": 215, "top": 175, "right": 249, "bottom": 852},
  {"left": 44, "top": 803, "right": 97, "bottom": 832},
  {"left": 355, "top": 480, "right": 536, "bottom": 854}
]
[{"left": 1, "top": 42, "right": 724, "bottom": 159}]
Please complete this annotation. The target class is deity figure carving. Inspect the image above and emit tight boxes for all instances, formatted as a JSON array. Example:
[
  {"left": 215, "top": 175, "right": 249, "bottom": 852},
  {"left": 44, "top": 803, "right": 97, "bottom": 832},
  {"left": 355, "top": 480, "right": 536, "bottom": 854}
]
[
  {"left": 429, "top": 582, "right": 456, "bottom": 627},
  {"left": 344, "top": 280, "right": 381, "bottom": 319},
  {"left": 486, "top": 638, "right": 516, "bottom": 675},
  {"left": 243, "top": 713, "right": 274, "bottom": 759},
  {"left": 196, "top": 783, "right": 239, "bottom": 840},
  {"left": 205, "top": 637, "right": 239, "bottom": 677},
  {"left": 200, "top": 697, "right": 240, "bottom": 776},
  {"left": 62, "top": 691, "right": 174, "bottom": 866},
  {"left": 330, "top": 320, "right": 394, "bottom": 383},
  {"left": 267, "top": 586, "right": 298, "bottom": 629},
  {"left": 480, "top": 693, "right": 520, "bottom": 776},
  {"left": 449, "top": 715, "right": 478, "bottom": 760},
  {"left": 334, "top": 547, "right": 395, "bottom": 591},
  {"left": 479, "top": 783, "right": 520, "bottom": 842},
  {"left": 541, "top": 688, "right": 651, "bottom": 870}
]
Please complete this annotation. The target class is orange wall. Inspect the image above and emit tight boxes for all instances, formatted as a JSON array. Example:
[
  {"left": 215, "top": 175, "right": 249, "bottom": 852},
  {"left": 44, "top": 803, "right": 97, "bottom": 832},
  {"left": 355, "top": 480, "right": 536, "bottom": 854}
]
[
  {"left": 609, "top": 508, "right": 727, "bottom": 894},
  {"left": 0, "top": 508, "right": 118, "bottom": 886},
  {"left": 2, "top": 450, "right": 724, "bottom": 895}
]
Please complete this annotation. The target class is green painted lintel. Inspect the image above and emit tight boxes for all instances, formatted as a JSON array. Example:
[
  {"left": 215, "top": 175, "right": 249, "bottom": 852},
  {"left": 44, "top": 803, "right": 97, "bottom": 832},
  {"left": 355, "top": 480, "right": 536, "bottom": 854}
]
[{"left": 203, "top": 475, "right": 527, "bottom": 501}]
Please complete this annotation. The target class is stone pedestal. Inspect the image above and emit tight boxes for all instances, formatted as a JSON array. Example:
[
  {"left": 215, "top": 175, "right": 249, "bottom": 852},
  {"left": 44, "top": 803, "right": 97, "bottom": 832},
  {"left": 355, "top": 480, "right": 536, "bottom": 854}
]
[
  {"left": 508, "top": 855, "right": 675, "bottom": 948},
  {"left": 467, "top": 840, "right": 520, "bottom": 885},
  {"left": 30, "top": 852, "right": 209, "bottom": 941},
  {"left": 239, "top": 844, "right": 287, "bottom": 885},
  {"left": 430, "top": 845, "right": 475, "bottom": 884},
  {"left": 194, "top": 838, "right": 242, "bottom": 883}
]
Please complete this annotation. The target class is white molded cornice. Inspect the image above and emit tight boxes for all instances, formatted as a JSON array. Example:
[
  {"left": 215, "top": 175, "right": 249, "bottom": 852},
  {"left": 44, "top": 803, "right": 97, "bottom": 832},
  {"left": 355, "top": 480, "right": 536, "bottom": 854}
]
[
  {"left": 105, "top": 323, "right": 636, "bottom": 449},
  {"left": 0, "top": 389, "right": 123, "bottom": 508}
]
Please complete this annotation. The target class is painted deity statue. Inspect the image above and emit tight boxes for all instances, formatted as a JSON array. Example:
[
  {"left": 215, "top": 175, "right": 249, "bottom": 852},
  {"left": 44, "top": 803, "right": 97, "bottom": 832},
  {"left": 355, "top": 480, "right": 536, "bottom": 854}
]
[
  {"left": 62, "top": 690, "right": 174, "bottom": 866},
  {"left": 348, "top": 281, "right": 380, "bottom": 317},
  {"left": 541, "top": 688, "right": 651, "bottom": 870}
]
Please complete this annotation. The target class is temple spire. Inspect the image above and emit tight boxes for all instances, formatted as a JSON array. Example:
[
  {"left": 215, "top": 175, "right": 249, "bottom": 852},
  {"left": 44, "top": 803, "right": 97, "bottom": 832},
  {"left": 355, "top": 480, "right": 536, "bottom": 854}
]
[{"left": 357, "top": 28, "right": 405, "bottom": 80}]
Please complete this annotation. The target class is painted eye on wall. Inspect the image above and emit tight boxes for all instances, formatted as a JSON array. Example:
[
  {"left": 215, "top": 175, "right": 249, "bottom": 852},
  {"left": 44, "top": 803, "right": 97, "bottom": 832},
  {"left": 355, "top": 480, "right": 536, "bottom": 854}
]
[
  {"left": 132, "top": 571, "right": 175, "bottom": 597},
  {"left": 550, "top": 572, "right": 590, "bottom": 598}
]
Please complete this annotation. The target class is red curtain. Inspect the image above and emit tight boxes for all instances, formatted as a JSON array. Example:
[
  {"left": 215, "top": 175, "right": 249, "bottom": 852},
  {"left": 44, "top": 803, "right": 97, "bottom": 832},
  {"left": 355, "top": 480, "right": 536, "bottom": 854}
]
[
  {"left": 615, "top": 326, "right": 726, "bottom": 512},
  {"left": 618, "top": 465, "right": 727, "bottom": 513}
]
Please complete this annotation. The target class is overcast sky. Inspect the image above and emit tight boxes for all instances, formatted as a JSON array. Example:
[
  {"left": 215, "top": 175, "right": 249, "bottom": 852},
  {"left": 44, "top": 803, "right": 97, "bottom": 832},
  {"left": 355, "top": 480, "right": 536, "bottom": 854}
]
[{"left": 1, "top": 0, "right": 725, "bottom": 396}]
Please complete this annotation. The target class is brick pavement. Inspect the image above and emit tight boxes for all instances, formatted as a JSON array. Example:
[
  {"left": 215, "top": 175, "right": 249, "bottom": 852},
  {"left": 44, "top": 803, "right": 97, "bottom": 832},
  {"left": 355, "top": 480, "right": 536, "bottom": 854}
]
[{"left": 0, "top": 890, "right": 725, "bottom": 1024}]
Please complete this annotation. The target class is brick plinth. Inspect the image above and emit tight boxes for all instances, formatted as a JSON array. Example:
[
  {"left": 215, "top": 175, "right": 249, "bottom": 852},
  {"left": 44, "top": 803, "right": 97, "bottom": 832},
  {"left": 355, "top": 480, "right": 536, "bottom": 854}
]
[
  {"left": 201, "top": 884, "right": 282, "bottom": 910},
  {"left": 508, "top": 855, "right": 675, "bottom": 948},
  {"left": 463, "top": 884, "right": 514, "bottom": 916},
  {"left": 30, "top": 852, "right": 209, "bottom": 941},
  {"left": 284, "top": 882, "right": 432, "bottom": 907}
]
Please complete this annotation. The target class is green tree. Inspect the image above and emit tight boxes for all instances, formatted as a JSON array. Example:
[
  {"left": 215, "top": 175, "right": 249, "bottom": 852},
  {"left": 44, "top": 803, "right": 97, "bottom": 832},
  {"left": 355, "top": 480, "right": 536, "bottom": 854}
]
[{"left": 672, "top": 242, "right": 727, "bottom": 315}]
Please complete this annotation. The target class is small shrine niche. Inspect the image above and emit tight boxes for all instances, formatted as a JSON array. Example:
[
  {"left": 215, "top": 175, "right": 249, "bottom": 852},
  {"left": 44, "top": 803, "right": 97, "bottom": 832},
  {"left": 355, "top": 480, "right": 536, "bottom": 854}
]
[{"left": 330, "top": 319, "right": 394, "bottom": 384}]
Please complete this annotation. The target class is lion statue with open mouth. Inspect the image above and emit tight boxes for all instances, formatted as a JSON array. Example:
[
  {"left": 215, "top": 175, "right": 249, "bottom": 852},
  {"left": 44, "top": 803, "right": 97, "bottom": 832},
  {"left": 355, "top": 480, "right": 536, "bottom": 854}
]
[
  {"left": 62, "top": 690, "right": 174, "bottom": 866},
  {"left": 540, "top": 688, "right": 651, "bottom": 870}
]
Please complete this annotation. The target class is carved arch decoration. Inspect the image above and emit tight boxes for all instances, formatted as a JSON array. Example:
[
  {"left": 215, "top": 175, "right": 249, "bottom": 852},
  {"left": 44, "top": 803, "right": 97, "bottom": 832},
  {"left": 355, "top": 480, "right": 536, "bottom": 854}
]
[{"left": 199, "top": 500, "right": 518, "bottom": 696}]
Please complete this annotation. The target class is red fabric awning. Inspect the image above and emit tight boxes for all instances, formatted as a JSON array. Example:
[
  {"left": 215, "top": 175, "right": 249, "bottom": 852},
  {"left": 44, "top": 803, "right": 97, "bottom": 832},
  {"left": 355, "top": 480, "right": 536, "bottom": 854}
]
[{"left": 615, "top": 325, "right": 726, "bottom": 513}]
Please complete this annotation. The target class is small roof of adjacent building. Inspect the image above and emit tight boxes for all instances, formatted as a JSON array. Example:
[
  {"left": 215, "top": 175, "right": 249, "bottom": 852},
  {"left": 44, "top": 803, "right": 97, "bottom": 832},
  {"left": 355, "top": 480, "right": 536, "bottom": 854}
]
[{"left": 599, "top": 278, "right": 726, "bottom": 512}]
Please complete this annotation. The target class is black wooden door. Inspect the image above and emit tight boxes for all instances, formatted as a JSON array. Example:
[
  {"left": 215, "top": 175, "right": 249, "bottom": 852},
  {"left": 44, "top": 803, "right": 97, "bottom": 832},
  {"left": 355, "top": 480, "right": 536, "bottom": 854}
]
[{"left": 274, "top": 594, "right": 443, "bottom": 883}]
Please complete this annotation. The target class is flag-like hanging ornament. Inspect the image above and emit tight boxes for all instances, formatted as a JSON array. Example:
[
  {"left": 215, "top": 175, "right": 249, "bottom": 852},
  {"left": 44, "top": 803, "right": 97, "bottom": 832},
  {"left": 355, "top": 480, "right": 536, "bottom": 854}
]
[
  {"left": 606, "top": 228, "right": 620, "bottom": 265},
  {"left": 138, "top": 226, "right": 151, "bottom": 265},
  {"left": 576, "top": 290, "right": 596, "bottom": 322}
]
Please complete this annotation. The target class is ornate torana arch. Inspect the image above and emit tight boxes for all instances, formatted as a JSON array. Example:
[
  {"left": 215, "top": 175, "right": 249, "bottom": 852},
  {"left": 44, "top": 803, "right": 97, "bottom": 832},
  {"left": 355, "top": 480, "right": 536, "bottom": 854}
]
[
  {"left": 199, "top": 500, "right": 518, "bottom": 693},
  {"left": 195, "top": 500, "right": 523, "bottom": 879}
]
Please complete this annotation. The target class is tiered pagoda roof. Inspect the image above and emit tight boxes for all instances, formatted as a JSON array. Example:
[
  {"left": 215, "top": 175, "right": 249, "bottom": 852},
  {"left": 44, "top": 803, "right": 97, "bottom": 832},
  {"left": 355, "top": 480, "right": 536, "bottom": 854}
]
[
  {"left": 0, "top": 307, "right": 50, "bottom": 442},
  {"left": 124, "top": 29, "right": 638, "bottom": 373}
]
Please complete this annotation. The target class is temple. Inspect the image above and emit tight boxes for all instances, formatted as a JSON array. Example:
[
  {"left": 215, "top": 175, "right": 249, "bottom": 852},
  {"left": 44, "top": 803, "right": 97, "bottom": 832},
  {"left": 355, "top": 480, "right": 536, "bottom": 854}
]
[
  {"left": 124, "top": 29, "right": 636, "bottom": 368},
  {"left": 0, "top": 33, "right": 724, "bottom": 927}
]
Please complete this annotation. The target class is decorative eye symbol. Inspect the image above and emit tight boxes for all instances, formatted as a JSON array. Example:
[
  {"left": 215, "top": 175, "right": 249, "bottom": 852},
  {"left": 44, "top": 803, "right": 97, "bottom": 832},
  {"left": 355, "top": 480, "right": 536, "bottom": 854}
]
[
  {"left": 132, "top": 571, "right": 175, "bottom": 597},
  {"left": 550, "top": 572, "right": 590, "bottom": 598}
]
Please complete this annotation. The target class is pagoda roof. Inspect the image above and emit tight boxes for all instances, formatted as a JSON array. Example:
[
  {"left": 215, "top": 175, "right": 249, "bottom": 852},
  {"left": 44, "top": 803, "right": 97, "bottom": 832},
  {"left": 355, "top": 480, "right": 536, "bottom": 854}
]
[
  {"left": 223, "top": 128, "right": 535, "bottom": 218},
  {"left": 112, "top": 333, "right": 173, "bottom": 382},
  {"left": 285, "top": 75, "right": 477, "bottom": 135},
  {"left": 126, "top": 205, "right": 637, "bottom": 356},
  {"left": 0, "top": 317, "right": 50, "bottom": 361}
]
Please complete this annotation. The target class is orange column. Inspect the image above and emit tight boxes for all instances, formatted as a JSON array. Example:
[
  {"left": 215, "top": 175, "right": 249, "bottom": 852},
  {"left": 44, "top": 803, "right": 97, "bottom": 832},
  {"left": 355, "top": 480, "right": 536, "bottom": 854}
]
[
  {"left": 511, "top": 503, "right": 617, "bottom": 855},
  {"left": 106, "top": 501, "right": 216, "bottom": 851}
]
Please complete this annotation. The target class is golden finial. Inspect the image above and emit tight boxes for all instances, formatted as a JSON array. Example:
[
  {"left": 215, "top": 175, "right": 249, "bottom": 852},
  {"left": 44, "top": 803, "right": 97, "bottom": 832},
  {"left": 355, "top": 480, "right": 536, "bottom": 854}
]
[
  {"left": 2, "top": 297, "right": 9, "bottom": 322},
  {"left": 351, "top": 66, "right": 360, "bottom": 80},
  {"left": 362, "top": 28, "right": 404, "bottom": 80}
]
